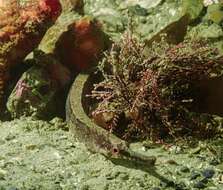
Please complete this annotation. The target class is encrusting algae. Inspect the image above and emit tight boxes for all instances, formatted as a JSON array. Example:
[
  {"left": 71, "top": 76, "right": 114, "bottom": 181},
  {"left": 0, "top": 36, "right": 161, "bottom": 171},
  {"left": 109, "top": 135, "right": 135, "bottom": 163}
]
[
  {"left": 55, "top": 17, "right": 110, "bottom": 71},
  {"left": 0, "top": 0, "right": 62, "bottom": 108}
]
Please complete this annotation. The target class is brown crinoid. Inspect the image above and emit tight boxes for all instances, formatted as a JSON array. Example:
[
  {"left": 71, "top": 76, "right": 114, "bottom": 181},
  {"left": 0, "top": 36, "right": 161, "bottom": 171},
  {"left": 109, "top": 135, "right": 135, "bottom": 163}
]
[
  {"left": 0, "top": 0, "right": 62, "bottom": 108},
  {"left": 90, "top": 32, "right": 223, "bottom": 142}
]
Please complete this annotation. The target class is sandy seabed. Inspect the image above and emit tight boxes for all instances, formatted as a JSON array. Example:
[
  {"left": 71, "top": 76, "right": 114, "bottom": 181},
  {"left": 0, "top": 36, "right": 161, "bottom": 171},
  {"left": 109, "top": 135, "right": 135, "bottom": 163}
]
[{"left": 0, "top": 117, "right": 222, "bottom": 190}]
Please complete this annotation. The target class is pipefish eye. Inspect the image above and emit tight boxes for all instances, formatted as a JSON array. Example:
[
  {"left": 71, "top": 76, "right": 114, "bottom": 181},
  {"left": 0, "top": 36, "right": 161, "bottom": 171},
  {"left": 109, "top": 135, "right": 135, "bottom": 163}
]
[{"left": 112, "top": 147, "right": 119, "bottom": 155}]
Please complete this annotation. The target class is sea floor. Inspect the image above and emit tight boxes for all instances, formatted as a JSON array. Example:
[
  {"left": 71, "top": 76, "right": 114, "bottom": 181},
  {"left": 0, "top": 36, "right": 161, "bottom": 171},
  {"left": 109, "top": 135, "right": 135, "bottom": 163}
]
[{"left": 0, "top": 117, "right": 222, "bottom": 190}]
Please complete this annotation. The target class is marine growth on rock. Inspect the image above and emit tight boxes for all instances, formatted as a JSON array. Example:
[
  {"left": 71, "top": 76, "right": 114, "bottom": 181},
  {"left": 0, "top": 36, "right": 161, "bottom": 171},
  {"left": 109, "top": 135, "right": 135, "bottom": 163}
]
[
  {"left": 55, "top": 17, "right": 110, "bottom": 71},
  {"left": 0, "top": 0, "right": 62, "bottom": 109}
]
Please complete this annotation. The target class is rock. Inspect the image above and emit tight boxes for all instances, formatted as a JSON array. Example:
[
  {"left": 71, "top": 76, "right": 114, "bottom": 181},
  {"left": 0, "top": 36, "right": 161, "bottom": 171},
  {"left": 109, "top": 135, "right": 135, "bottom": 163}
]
[
  {"left": 39, "top": 4, "right": 110, "bottom": 72},
  {"left": 0, "top": 168, "right": 7, "bottom": 179},
  {"left": 7, "top": 61, "right": 70, "bottom": 119},
  {"left": 206, "top": 3, "right": 223, "bottom": 24},
  {"left": 0, "top": 0, "right": 62, "bottom": 107},
  {"left": 150, "top": 187, "right": 161, "bottom": 190},
  {"left": 169, "top": 145, "right": 183, "bottom": 154},
  {"left": 82, "top": 0, "right": 125, "bottom": 40},
  {"left": 209, "top": 158, "right": 220, "bottom": 166},
  {"left": 118, "top": 173, "right": 129, "bottom": 181},
  {"left": 50, "top": 117, "right": 64, "bottom": 125},
  {"left": 159, "top": 181, "right": 168, "bottom": 188},
  {"left": 80, "top": 184, "right": 89, "bottom": 190},
  {"left": 128, "top": 5, "right": 148, "bottom": 16},
  {"left": 182, "top": 0, "right": 204, "bottom": 21},
  {"left": 219, "top": 174, "right": 223, "bottom": 184},
  {"left": 39, "top": 1, "right": 109, "bottom": 81},
  {"left": 190, "top": 23, "right": 223, "bottom": 39},
  {"left": 217, "top": 163, "right": 223, "bottom": 171},
  {"left": 200, "top": 178, "right": 208, "bottom": 184},
  {"left": 189, "top": 147, "right": 202, "bottom": 155},
  {"left": 84, "top": 0, "right": 188, "bottom": 43},
  {"left": 7, "top": 187, "right": 19, "bottom": 190},
  {"left": 160, "top": 180, "right": 175, "bottom": 188},
  {"left": 175, "top": 182, "right": 187, "bottom": 190},
  {"left": 137, "top": 1, "right": 190, "bottom": 44},
  {"left": 186, "top": 20, "right": 223, "bottom": 54},
  {"left": 60, "top": 0, "right": 83, "bottom": 13},
  {"left": 25, "top": 144, "right": 38, "bottom": 150},
  {"left": 196, "top": 155, "right": 207, "bottom": 161},
  {"left": 121, "top": 0, "right": 162, "bottom": 9},
  {"left": 164, "top": 159, "right": 178, "bottom": 165},
  {"left": 180, "top": 166, "right": 190, "bottom": 173},
  {"left": 193, "top": 181, "right": 206, "bottom": 189},
  {"left": 54, "top": 17, "right": 110, "bottom": 71},
  {"left": 38, "top": 9, "right": 81, "bottom": 55},
  {"left": 190, "top": 171, "right": 201, "bottom": 180},
  {"left": 4, "top": 133, "right": 15, "bottom": 141},
  {"left": 203, "top": 0, "right": 220, "bottom": 7}
]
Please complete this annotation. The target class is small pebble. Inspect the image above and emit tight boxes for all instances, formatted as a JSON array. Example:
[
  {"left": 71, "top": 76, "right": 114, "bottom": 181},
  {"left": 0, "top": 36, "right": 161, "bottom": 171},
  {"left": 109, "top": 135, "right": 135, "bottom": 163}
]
[
  {"left": 0, "top": 139, "right": 5, "bottom": 145},
  {"left": 80, "top": 184, "right": 89, "bottom": 190},
  {"left": 128, "top": 5, "right": 148, "bottom": 16},
  {"left": 190, "top": 171, "right": 201, "bottom": 180},
  {"left": 165, "top": 159, "right": 178, "bottom": 165},
  {"left": 0, "top": 186, "right": 5, "bottom": 190},
  {"left": 217, "top": 163, "right": 223, "bottom": 171},
  {"left": 196, "top": 155, "right": 206, "bottom": 161},
  {"left": 160, "top": 180, "right": 175, "bottom": 188},
  {"left": 190, "top": 172, "right": 201, "bottom": 180},
  {"left": 180, "top": 166, "right": 190, "bottom": 173},
  {"left": 7, "top": 187, "right": 19, "bottom": 190},
  {"left": 169, "top": 146, "right": 182, "bottom": 154},
  {"left": 200, "top": 178, "right": 208, "bottom": 184},
  {"left": 0, "top": 168, "right": 7, "bottom": 180},
  {"left": 25, "top": 144, "right": 37, "bottom": 150},
  {"left": 118, "top": 173, "right": 129, "bottom": 180},
  {"left": 194, "top": 181, "right": 206, "bottom": 189},
  {"left": 5, "top": 134, "right": 16, "bottom": 141},
  {"left": 150, "top": 187, "right": 161, "bottom": 190},
  {"left": 50, "top": 117, "right": 64, "bottom": 125},
  {"left": 160, "top": 181, "right": 168, "bottom": 188},
  {"left": 190, "top": 147, "right": 201, "bottom": 155},
  {"left": 209, "top": 158, "right": 220, "bottom": 166},
  {"left": 218, "top": 174, "right": 223, "bottom": 184},
  {"left": 175, "top": 182, "right": 186, "bottom": 190},
  {"left": 202, "top": 168, "right": 215, "bottom": 178}
]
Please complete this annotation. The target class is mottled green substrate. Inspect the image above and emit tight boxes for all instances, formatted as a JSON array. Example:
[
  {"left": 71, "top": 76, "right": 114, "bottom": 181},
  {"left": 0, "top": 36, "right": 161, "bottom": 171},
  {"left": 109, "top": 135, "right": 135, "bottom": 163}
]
[{"left": 0, "top": 118, "right": 222, "bottom": 190}]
